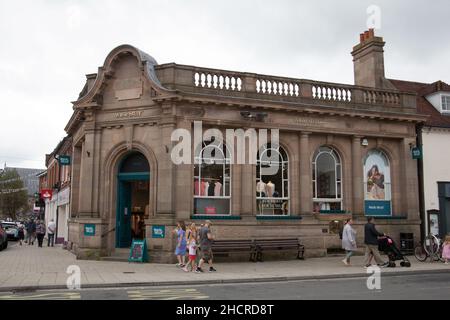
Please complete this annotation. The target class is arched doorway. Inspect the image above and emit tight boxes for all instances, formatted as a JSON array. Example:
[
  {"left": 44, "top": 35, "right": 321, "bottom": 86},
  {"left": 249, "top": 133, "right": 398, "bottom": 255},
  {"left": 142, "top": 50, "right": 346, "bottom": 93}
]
[{"left": 116, "top": 152, "right": 150, "bottom": 248}]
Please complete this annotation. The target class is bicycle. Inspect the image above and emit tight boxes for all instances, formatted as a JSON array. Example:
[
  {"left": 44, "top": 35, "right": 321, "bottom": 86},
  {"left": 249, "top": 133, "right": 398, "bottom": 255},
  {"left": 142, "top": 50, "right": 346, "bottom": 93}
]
[{"left": 414, "top": 233, "right": 445, "bottom": 262}]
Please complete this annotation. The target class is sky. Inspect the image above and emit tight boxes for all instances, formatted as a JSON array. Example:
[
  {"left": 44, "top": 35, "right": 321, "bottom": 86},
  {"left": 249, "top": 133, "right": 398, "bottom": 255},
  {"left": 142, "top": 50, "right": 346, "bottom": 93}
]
[{"left": 0, "top": 0, "right": 449, "bottom": 169}]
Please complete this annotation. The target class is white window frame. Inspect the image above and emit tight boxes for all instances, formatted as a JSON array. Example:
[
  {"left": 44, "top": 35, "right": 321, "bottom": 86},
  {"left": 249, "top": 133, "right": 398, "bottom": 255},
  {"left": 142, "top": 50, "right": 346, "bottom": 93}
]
[
  {"left": 256, "top": 146, "right": 290, "bottom": 216},
  {"left": 312, "top": 146, "right": 343, "bottom": 211},
  {"left": 193, "top": 141, "right": 231, "bottom": 215},
  {"left": 441, "top": 95, "right": 450, "bottom": 113}
]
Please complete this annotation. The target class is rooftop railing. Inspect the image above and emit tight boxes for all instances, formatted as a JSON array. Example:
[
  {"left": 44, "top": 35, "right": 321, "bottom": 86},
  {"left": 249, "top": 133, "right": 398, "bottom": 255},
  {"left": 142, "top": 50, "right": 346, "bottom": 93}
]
[{"left": 155, "top": 64, "right": 416, "bottom": 111}]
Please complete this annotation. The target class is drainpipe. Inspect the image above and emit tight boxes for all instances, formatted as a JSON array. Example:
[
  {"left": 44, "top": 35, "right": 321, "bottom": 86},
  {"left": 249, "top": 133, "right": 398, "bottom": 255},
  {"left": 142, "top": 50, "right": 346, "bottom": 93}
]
[{"left": 416, "top": 123, "right": 426, "bottom": 242}]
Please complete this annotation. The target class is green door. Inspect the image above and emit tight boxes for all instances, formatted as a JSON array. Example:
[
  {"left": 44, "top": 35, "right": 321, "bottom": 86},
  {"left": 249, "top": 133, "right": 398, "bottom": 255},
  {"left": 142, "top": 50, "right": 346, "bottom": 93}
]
[{"left": 117, "top": 180, "right": 132, "bottom": 248}]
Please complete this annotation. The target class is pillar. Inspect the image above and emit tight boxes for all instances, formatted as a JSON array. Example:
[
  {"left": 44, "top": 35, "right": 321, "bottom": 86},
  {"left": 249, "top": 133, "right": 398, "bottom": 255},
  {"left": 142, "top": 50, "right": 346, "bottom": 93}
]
[{"left": 299, "top": 132, "right": 312, "bottom": 215}]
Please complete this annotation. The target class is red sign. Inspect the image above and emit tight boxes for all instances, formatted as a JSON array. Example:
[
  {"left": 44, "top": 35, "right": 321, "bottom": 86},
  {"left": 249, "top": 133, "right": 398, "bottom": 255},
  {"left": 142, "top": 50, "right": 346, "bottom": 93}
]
[
  {"left": 41, "top": 189, "right": 53, "bottom": 200},
  {"left": 205, "top": 206, "right": 216, "bottom": 215}
]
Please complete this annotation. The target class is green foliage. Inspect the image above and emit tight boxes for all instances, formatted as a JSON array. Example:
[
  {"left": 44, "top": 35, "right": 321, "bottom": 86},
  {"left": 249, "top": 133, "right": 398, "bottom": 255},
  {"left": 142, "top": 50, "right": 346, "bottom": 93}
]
[{"left": 0, "top": 169, "right": 29, "bottom": 220}]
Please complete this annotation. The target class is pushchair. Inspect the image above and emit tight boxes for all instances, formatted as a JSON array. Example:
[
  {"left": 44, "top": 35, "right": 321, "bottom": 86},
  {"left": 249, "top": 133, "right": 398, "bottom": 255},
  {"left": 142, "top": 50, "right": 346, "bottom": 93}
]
[{"left": 378, "top": 236, "right": 411, "bottom": 267}]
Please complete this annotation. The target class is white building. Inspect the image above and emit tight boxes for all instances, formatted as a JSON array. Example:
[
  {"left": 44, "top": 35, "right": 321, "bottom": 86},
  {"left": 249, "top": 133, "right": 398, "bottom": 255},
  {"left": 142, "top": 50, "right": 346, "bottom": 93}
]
[{"left": 392, "top": 80, "right": 450, "bottom": 238}]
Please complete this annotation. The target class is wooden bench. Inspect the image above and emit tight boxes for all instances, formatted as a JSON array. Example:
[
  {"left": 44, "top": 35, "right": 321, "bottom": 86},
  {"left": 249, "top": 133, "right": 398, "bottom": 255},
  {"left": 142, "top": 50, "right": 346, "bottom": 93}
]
[
  {"left": 254, "top": 238, "right": 305, "bottom": 262},
  {"left": 211, "top": 239, "right": 257, "bottom": 262}
]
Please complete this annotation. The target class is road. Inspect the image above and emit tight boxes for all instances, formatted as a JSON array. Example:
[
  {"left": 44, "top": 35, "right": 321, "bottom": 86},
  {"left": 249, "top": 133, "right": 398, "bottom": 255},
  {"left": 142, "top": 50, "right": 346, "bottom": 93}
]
[{"left": 0, "top": 273, "right": 449, "bottom": 300}]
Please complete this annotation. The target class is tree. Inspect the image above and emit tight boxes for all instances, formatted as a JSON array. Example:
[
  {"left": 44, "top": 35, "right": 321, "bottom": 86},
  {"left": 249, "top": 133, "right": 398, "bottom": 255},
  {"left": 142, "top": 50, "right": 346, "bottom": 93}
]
[{"left": 0, "top": 169, "right": 28, "bottom": 220}]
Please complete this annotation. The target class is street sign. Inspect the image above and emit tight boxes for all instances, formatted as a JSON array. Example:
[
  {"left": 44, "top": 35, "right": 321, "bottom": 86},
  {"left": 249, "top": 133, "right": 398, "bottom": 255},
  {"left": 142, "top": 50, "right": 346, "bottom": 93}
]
[
  {"left": 58, "top": 155, "right": 71, "bottom": 166},
  {"left": 412, "top": 146, "right": 422, "bottom": 160}
]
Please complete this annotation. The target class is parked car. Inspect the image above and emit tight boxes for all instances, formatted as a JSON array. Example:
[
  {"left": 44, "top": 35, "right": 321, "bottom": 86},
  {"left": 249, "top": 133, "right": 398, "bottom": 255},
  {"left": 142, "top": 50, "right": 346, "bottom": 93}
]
[
  {"left": 1, "top": 222, "right": 19, "bottom": 241},
  {"left": 0, "top": 225, "right": 7, "bottom": 250}
]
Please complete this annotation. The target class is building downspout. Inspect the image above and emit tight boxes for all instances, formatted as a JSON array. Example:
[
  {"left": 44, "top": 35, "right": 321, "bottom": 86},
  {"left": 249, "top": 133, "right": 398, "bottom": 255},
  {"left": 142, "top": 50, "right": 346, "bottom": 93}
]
[{"left": 416, "top": 123, "right": 426, "bottom": 242}]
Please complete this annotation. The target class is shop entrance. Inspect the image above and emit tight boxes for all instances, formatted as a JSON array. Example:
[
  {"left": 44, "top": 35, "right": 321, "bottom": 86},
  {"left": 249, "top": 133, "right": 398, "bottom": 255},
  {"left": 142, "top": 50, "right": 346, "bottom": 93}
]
[{"left": 116, "top": 152, "right": 150, "bottom": 248}]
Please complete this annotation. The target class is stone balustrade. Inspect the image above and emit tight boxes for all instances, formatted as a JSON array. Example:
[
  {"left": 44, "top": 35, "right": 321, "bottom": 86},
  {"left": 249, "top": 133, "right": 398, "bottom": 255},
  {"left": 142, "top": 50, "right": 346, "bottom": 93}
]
[{"left": 155, "top": 64, "right": 416, "bottom": 110}]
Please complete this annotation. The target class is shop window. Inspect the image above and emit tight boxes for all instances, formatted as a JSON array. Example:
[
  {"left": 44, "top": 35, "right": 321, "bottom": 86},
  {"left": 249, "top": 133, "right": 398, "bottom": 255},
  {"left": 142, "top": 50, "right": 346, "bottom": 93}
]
[
  {"left": 363, "top": 149, "right": 392, "bottom": 216},
  {"left": 194, "top": 139, "right": 231, "bottom": 215},
  {"left": 313, "top": 146, "right": 342, "bottom": 212},
  {"left": 256, "top": 144, "right": 289, "bottom": 215}
]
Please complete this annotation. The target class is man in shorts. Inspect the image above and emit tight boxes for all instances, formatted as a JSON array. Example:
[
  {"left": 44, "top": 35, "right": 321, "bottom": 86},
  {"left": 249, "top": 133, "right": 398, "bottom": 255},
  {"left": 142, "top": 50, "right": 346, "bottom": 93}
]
[{"left": 195, "top": 220, "right": 217, "bottom": 273}]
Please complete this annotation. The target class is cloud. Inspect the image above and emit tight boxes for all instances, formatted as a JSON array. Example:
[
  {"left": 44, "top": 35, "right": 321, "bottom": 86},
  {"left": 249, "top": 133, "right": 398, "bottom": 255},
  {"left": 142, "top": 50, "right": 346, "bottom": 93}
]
[{"left": 0, "top": 0, "right": 449, "bottom": 168}]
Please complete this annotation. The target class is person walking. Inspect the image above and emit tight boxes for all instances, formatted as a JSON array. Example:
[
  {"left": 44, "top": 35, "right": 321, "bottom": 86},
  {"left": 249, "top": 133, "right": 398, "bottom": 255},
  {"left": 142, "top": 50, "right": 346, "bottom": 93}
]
[
  {"left": 341, "top": 218, "right": 357, "bottom": 266},
  {"left": 26, "top": 219, "right": 36, "bottom": 245},
  {"left": 183, "top": 223, "right": 198, "bottom": 272},
  {"left": 47, "top": 219, "right": 56, "bottom": 247},
  {"left": 173, "top": 221, "right": 187, "bottom": 268},
  {"left": 36, "top": 220, "right": 46, "bottom": 248},
  {"left": 442, "top": 235, "right": 450, "bottom": 264},
  {"left": 195, "top": 220, "right": 216, "bottom": 273},
  {"left": 17, "top": 224, "right": 25, "bottom": 246},
  {"left": 364, "top": 217, "right": 389, "bottom": 268}
]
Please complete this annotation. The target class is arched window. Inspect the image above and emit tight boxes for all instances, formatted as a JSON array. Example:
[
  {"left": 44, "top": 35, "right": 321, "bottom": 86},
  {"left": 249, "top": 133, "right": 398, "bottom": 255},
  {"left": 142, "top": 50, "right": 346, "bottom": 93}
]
[
  {"left": 312, "top": 146, "right": 342, "bottom": 212},
  {"left": 364, "top": 149, "right": 392, "bottom": 216},
  {"left": 256, "top": 144, "right": 289, "bottom": 215},
  {"left": 193, "top": 139, "right": 231, "bottom": 215},
  {"left": 119, "top": 152, "right": 150, "bottom": 173}
]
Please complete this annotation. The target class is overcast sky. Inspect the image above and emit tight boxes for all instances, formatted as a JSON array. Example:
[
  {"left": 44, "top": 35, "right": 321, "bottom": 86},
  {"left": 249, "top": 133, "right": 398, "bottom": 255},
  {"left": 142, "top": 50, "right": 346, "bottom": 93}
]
[{"left": 1, "top": 0, "right": 449, "bottom": 169}]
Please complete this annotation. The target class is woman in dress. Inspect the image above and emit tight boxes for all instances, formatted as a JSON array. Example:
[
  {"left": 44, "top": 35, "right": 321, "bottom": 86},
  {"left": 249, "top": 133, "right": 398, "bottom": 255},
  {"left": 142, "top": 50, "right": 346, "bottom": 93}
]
[
  {"left": 341, "top": 218, "right": 357, "bottom": 266},
  {"left": 174, "top": 221, "right": 187, "bottom": 268}
]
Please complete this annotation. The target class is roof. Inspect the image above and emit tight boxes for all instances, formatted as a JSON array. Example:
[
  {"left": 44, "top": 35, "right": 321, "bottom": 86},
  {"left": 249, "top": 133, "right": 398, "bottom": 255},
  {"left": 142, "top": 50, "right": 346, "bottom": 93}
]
[{"left": 389, "top": 79, "right": 450, "bottom": 128}]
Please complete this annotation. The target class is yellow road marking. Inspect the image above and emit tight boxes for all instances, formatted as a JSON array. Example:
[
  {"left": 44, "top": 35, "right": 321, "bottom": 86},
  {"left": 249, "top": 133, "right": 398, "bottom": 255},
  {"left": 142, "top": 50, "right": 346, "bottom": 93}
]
[
  {"left": 0, "top": 292, "right": 81, "bottom": 300},
  {"left": 127, "top": 288, "right": 209, "bottom": 300}
]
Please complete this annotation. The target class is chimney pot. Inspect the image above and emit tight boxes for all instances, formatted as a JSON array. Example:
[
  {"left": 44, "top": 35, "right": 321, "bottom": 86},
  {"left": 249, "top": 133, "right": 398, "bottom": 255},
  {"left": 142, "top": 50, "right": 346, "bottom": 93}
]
[
  {"left": 364, "top": 31, "right": 370, "bottom": 40},
  {"left": 369, "top": 28, "right": 375, "bottom": 38},
  {"left": 360, "top": 33, "right": 365, "bottom": 43}
]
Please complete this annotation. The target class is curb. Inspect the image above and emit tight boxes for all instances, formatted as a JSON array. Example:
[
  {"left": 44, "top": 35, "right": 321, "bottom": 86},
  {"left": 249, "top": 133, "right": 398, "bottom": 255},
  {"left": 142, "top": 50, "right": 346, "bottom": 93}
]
[{"left": 1, "top": 268, "right": 449, "bottom": 293}]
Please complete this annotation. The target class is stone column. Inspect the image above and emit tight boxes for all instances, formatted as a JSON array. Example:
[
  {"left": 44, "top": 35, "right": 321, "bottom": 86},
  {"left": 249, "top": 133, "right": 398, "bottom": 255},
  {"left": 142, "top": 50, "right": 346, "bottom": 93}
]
[
  {"left": 70, "top": 145, "right": 82, "bottom": 218},
  {"left": 241, "top": 139, "right": 253, "bottom": 216},
  {"left": 78, "top": 131, "right": 95, "bottom": 217},
  {"left": 174, "top": 120, "right": 192, "bottom": 220},
  {"left": 352, "top": 136, "right": 364, "bottom": 215},
  {"left": 299, "top": 132, "right": 312, "bottom": 216},
  {"left": 289, "top": 135, "right": 300, "bottom": 216}
]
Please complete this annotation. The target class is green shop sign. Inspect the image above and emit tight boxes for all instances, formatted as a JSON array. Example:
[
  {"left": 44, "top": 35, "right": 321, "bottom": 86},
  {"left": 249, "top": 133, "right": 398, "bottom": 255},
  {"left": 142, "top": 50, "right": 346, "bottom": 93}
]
[
  {"left": 58, "top": 155, "right": 71, "bottom": 165},
  {"left": 84, "top": 224, "right": 96, "bottom": 236},
  {"left": 411, "top": 147, "right": 422, "bottom": 160}
]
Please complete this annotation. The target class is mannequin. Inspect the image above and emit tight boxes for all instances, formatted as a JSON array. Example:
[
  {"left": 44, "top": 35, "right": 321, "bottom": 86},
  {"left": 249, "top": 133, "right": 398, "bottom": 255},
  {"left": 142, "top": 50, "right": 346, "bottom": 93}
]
[
  {"left": 256, "top": 180, "right": 266, "bottom": 197},
  {"left": 265, "top": 181, "right": 275, "bottom": 197},
  {"left": 214, "top": 180, "right": 222, "bottom": 196}
]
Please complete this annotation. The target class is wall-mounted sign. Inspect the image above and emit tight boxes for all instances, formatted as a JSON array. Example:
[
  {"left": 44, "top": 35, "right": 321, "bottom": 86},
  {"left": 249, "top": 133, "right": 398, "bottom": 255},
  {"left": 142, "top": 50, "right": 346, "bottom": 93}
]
[
  {"left": 84, "top": 224, "right": 96, "bottom": 237},
  {"left": 129, "top": 239, "right": 148, "bottom": 262},
  {"left": 152, "top": 225, "right": 165, "bottom": 238},
  {"left": 58, "top": 155, "right": 71, "bottom": 166},
  {"left": 411, "top": 147, "right": 422, "bottom": 160},
  {"left": 41, "top": 189, "right": 53, "bottom": 200},
  {"left": 364, "top": 200, "right": 392, "bottom": 217}
]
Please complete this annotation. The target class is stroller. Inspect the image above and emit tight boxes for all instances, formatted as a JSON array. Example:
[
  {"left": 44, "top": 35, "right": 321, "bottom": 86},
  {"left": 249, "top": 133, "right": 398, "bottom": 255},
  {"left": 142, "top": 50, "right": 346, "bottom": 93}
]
[{"left": 378, "top": 236, "right": 411, "bottom": 267}]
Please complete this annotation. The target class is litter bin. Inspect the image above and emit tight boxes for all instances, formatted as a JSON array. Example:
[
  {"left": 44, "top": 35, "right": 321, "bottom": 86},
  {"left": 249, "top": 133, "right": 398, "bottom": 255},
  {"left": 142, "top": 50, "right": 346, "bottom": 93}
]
[{"left": 399, "top": 233, "right": 414, "bottom": 255}]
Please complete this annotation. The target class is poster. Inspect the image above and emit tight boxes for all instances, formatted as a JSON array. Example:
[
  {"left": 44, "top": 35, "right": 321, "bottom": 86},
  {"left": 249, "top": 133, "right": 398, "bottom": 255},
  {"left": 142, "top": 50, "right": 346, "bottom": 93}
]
[
  {"left": 364, "top": 150, "right": 392, "bottom": 216},
  {"left": 128, "top": 239, "right": 148, "bottom": 262}
]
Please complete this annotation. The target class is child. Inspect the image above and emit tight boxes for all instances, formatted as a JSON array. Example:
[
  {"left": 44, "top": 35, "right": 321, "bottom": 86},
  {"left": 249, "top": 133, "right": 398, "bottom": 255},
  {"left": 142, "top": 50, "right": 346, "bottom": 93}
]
[
  {"left": 442, "top": 235, "right": 450, "bottom": 265},
  {"left": 183, "top": 223, "right": 198, "bottom": 272}
]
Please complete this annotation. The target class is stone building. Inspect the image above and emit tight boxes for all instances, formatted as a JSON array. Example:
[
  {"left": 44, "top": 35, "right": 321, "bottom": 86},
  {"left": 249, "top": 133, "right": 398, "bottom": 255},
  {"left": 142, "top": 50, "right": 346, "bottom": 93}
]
[{"left": 65, "top": 29, "right": 426, "bottom": 262}]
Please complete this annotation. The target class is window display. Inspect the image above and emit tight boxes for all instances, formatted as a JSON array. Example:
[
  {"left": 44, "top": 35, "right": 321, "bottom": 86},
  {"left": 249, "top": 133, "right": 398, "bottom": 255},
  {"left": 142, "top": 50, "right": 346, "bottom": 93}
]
[
  {"left": 194, "top": 139, "right": 230, "bottom": 215},
  {"left": 256, "top": 144, "right": 289, "bottom": 215},
  {"left": 313, "top": 146, "right": 342, "bottom": 212}
]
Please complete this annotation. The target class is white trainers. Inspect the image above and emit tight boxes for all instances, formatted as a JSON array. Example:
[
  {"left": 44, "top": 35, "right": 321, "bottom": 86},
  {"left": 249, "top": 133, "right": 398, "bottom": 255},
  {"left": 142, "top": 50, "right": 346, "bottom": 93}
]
[{"left": 342, "top": 259, "right": 349, "bottom": 266}]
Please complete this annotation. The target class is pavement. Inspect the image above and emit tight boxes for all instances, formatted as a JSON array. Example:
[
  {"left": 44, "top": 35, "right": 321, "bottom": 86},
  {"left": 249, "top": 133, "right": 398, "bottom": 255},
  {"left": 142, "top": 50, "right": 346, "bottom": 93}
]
[{"left": 0, "top": 242, "right": 449, "bottom": 292}]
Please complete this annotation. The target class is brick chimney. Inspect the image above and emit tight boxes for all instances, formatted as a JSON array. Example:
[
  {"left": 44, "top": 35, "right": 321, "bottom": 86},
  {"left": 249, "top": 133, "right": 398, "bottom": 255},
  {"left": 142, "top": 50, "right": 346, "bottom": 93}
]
[{"left": 351, "top": 29, "right": 394, "bottom": 89}]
